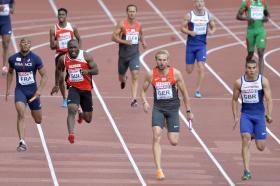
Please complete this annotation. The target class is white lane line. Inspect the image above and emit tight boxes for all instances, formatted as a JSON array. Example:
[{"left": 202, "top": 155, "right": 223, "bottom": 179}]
[
  {"left": 264, "top": 48, "right": 280, "bottom": 77},
  {"left": 96, "top": 1, "right": 147, "bottom": 186},
  {"left": 12, "top": 3, "right": 59, "bottom": 185},
  {"left": 145, "top": 1, "right": 237, "bottom": 185},
  {"left": 210, "top": 11, "right": 280, "bottom": 144}
]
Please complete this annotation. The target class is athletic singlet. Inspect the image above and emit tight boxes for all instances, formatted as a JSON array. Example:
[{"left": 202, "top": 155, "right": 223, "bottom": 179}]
[
  {"left": 242, "top": 0, "right": 267, "bottom": 29},
  {"left": 119, "top": 19, "right": 140, "bottom": 59},
  {"left": 65, "top": 50, "right": 92, "bottom": 91},
  {"left": 187, "top": 9, "right": 209, "bottom": 46},
  {"left": 151, "top": 67, "right": 180, "bottom": 110},
  {"left": 55, "top": 22, "right": 74, "bottom": 53},
  {"left": 241, "top": 74, "right": 265, "bottom": 115},
  {"left": 0, "top": 0, "right": 11, "bottom": 23}
]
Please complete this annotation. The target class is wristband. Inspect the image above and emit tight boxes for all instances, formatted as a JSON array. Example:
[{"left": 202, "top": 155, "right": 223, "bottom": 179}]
[{"left": 186, "top": 109, "right": 191, "bottom": 113}]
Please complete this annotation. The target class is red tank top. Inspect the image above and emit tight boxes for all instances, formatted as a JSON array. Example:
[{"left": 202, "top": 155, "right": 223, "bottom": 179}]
[
  {"left": 64, "top": 50, "right": 92, "bottom": 91},
  {"left": 152, "top": 67, "right": 176, "bottom": 86},
  {"left": 122, "top": 19, "right": 140, "bottom": 45},
  {"left": 55, "top": 22, "right": 74, "bottom": 53}
]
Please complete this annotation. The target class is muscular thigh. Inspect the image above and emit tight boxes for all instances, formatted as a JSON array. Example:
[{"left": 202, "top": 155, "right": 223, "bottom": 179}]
[
  {"left": 152, "top": 107, "right": 165, "bottom": 129},
  {"left": 186, "top": 45, "right": 196, "bottom": 65},
  {"left": 240, "top": 113, "right": 254, "bottom": 135},
  {"left": 67, "top": 86, "right": 80, "bottom": 106},
  {"left": 0, "top": 21, "right": 12, "bottom": 35},
  {"left": 255, "top": 29, "right": 266, "bottom": 49},
  {"left": 118, "top": 57, "right": 129, "bottom": 75},
  {"left": 246, "top": 29, "right": 256, "bottom": 52},
  {"left": 166, "top": 109, "right": 180, "bottom": 132},
  {"left": 80, "top": 90, "right": 93, "bottom": 112},
  {"left": 196, "top": 45, "right": 207, "bottom": 62},
  {"left": 252, "top": 115, "right": 266, "bottom": 140},
  {"left": 128, "top": 54, "right": 140, "bottom": 71}
]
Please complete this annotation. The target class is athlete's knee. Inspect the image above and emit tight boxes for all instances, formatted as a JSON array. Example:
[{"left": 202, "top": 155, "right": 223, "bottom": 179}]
[
  {"left": 170, "top": 140, "right": 178, "bottom": 146},
  {"left": 17, "top": 111, "right": 25, "bottom": 121},
  {"left": 256, "top": 142, "right": 265, "bottom": 151},
  {"left": 83, "top": 113, "right": 92, "bottom": 123},
  {"left": 34, "top": 117, "right": 42, "bottom": 124},
  {"left": 186, "top": 66, "right": 193, "bottom": 74},
  {"left": 153, "top": 133, "right": 161, "bottom": 143},
  {"left": 68, "top": 105, "right": 78, "bottom": 116},
  {"left": 2, "top": 41, "right": 9, "bottom": 49}
]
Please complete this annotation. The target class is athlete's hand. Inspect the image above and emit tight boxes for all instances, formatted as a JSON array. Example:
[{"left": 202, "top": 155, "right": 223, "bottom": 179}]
[
  {"left": 265, "top": 115, "right": 273, "bottom": 124},
  {"left": 189, "top": 31, "right": 196, "bottom": 37},
  {"left": 80, "top": 69, "right": 89, "bottom": 75},
  {"left": 50, "top": 85, "right": 59, "bottom": 95},
  {"left": 124, "top": 40, "right": 132, "bottom": 46},
  {"left": 142, "top": 41, "right": 147, "bottom": 49},
  {"left": 233, "top": 117, "right": 239, "bottom": 130},
  {"left": 143, "top": 102, "right": 150, "bottom": 113},
  {"left": 186, "top": 112, "right": 194, "bottom": 122}
]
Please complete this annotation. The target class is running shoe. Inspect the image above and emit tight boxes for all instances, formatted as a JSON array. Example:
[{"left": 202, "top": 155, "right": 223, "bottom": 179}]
[
  {"left": 194, "top": 90, "right": 202, "bottom": 98},
  {"left": 62, "top": 99, "right": 68, "bottom": 108},
  {"left": 156, "top": 169, "right": 165, "bottom": 180},
  {"left": 131, "top": 99, "right": 138, "bottom": 107},
  {"left": 241, "top": 170, "right": 252, "bottom": 180},
  {"left": 68, "top": 133, "right": 75, "bottom": 144},
  {"left": 1, "top": 66, "right": 8, "bottom": 75},
  {"left": 77, "top": 109, "right": 83, "bottom": 124},
  {"left": 17, "top": 141, "right": 27, "bottom": 152}
]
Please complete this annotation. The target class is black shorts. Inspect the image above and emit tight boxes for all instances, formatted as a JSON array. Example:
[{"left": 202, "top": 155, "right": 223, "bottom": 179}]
[
  {"left": 118, "top": 54, "right": 140, "bottom": 75},
  {"left": 67, "top": 86, "right": 93, "bottom": 112},
  {"left": 152, "top": 107, "right": 180, "bottom": 132}
]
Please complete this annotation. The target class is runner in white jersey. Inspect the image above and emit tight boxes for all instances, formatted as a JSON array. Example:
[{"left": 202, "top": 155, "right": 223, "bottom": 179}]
[{"left": 232, "top": 59, "right": 272, "bottom": 180}]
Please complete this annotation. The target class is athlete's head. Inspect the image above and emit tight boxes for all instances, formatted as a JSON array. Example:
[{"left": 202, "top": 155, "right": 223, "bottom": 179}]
[
  {"left": 126, "top": 4, "right": 137, "bottom": 21},
  {"left": 67, "top": 39, "right": 80, "bottom": 58},
  {"left": 57, "top": 8, "right": 68, "bottom": 23},
  {"left": 193, "top": 0, "right": 205, "bottom": 11},
  {"left": 19, "top": 37, "right": 31, "bottom": 54},
  {"left": 155, "top": 50, "right": 169, "bottom": 70},
  {"left": 245, "top": 59, "right": 258, "bottom": 76}
]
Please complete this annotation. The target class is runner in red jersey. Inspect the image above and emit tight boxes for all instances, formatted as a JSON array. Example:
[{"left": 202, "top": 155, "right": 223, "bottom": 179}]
[
  {"left": 50, "top": 8, "right": 81, "bottom": 107},
  {"left": 51, "top": 39, "right": 98, "bottom": 144}
]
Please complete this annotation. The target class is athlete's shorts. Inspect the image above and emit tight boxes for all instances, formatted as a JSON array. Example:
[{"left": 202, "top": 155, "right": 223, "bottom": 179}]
[
  {"left": 152, "top": 106, "right": 180, "bottom": 132},
  {"left": 240, "top": 112, "right": 267, "bottom": 140},
  {"left": 246, "top": 28, "right": 266, "bottom": 52},
  {"left": 0, "top": 21, "right": 12, "bottom": 35},
  {"left": 118, "top": 54, "right": 140, "bottom": 75},
  {"left": 15, "top": 86, "right": 41, "bottom": 110},
  {"left": 67, "top": 86, "right": 93, "bottom": 112},
  {"left": 186, "top": 45, "right": 207, "bottom": 65}
]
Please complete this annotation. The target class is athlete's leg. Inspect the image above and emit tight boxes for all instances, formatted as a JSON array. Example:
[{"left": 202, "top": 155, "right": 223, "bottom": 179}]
[
  {"left": 153, "top": 126, "right": 163, "bottom": 170},
  {"left": 79, "top": 90, "right": 93, "bottom": 123},
  {"left": 255, "top": 140, "right": 265, "bottom": 151},
  {"left": 15, "top": 102, "right": 26, "bottom": 140},
  {"left": 118, "top": 57, "right": 129, "bottom": 89},
  {"left": 257, "top": 48, "right": 265, "bottom": 74},
  {"left": 196, "top": 61, "right": 205, "bottom": 93},
  {"left": 31, "top": 109, "right": 42, "bottom": 124},
  {"left": 130, "top": 69, "right": 139, "bottom": 100},
  {"left": 256, "top": 29, "right": 266, "bottom": 74},
  {"left": 67, "top": 103, "right": 79, "bottom": 134},
  {"left": 241, "top": 133, "right": 252, "bottom": 172},
  {"left": 2, "top": 34, "right": 11, "bottom": 72},
  {"left": 185, "top": 45, "right": 195, "bottom": 74}
]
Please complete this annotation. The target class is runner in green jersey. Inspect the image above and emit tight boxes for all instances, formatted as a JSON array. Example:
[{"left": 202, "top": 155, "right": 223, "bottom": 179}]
[{"left": 236, "top": 0, "right": 270, "bottom": 74}]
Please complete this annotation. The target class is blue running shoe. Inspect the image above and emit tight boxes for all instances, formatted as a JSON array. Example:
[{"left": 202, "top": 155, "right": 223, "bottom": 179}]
[
  {"left": 62, "top": 99, "right": 68, "bottom": 108},
  {"left": 241, "top": 170, "right": 252, "bottom": 180},
  {"left": 194, "top": 91, "right": 202, "bottom": 98}
]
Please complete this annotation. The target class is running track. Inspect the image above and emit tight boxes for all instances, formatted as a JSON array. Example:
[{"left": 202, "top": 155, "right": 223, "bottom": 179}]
[{"left": 0, "top": 1, "right": 279, "bottom": 186}]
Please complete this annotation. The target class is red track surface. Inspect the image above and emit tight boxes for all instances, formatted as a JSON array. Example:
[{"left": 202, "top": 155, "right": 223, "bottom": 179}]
[{"left": 0, "top": 1, "right": 279, "bottom": 186}]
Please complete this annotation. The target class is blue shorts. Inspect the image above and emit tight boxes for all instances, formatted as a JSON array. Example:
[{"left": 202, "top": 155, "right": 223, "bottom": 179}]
[
  {"left": 240, "top": 112, "right": 266, "bottom": 140},
  {"left": 15, "top": 87, "right": 41, "bottom": 110},
  {"left": 0, "top": 21, "right": 12, "bottom": 35},
  {"left": 186, "top": 45, "right": 207, "bottom": 64}
]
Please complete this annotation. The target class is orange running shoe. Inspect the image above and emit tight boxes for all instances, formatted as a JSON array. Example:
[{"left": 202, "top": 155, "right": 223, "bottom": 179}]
[
  {"left": 156, "top": 169, "right": 165, "bottom": 180},
  {"left": 68, "top": 133, "right": 75, "bottom": 144}
]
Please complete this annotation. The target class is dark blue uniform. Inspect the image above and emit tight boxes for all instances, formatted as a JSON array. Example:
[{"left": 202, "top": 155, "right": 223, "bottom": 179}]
[
  {"left": 0, "top": 0, "right": 13, "bottom": 35},
  {"left": 9, "top": 51, "right": 43, "bottom": 110}
]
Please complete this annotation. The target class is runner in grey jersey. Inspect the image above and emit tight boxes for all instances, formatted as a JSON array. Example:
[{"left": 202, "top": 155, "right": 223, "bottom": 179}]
[{"left": 112, "top": 4, "right": 147, "bottom": 107}]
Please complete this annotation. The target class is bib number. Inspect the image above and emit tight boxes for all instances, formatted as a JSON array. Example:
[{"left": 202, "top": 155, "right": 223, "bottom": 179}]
[
  {"left": 18, "top": 72, "right": 35, "bottom": 85},
  {"left": 68, "top": 69, "right": 84, "bottom": 82},
  {"left": 155, "top": 82, "right": 173, "bottom": 100},
  {"left": 194, "top": 24, "right": 207, "bottom": 35},
  {"left": 251, "top": 6, "right": 264, "bottom": 20},
  {"left": 58, "top": 32, "right": 71, "bottom": 49},
  {"left": 126, "top": 30, "right": 139, "bottom": 44},
  {"left": 242, "top": 90, "right": 259, "bottom": 103},
  {"left": 0, "top": 4, "right": 9, "bottom": 16}
]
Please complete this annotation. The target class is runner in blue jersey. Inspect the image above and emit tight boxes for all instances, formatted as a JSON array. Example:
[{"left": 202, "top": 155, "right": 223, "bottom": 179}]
[
  {"left": 0, "top": 0, "right": 14, "bottom": 75},
  {"left": 232, "top": 59, "right": 272, "bottom": 180},
  {"left": 5, "top": 37, "right": 47, "bottom": 152},
  {"left": 181, "top": 0, "right": 215, "bottom": 98}
]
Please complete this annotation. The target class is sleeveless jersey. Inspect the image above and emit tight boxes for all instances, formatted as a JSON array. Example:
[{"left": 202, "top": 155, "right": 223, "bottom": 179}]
[
  {"left": 151, "top": 67, "right": 180, "bottom": 110},
  {"left": 242, "top": 0, "right": 267, "bottom": 30},
  {"left": 187, "top": 10, "right": 209, "bottom": 46},
  {"left": 65, "top": 50, "right": 92, "bottom": 91},
  {"left": 55, "top": 22, "right": 74, "bottom": 53},
  {"left": 240, "top": 74, "right": 264, "bottom": 115},
  {"left": 119, "top": 19, "right": 140, "bottom": 59},
  {"left": 0, "top": 0, "right": 11, "bottom": 23}
]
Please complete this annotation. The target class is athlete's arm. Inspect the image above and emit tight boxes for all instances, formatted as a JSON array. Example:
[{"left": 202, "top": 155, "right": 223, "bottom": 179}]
[
  {"left": 140, "top": 71, "right": 152, "bottom": 113},
  {"left": 112, "top": 21, "right": 132, "bottom": 45},
  {"left": 263, "top": 77, "right": 273, "bottom": 123},
  {"left": 9, "top": 0, "right": 14, "bottom": 14},
  {"left": 232, "top": 79, "right": 241, "bottom": 130},
  {"left": 5, "top": 62, "right": 14, "bottom": 101},
  {"left": 82, "top": 52, "right": 99, "bottom": 76},
  {"left": 49, "top": 27, "right": 57, "bottom": 50},
  {"left": 208, "top": 14, "right": 216, "bottom": 35},
  {"left": 180, "top": 14, "right": 196, "bottom": 37},
  {"left": 139, "top": 23, "right": 147, "bottom": 49},
  {"left": 51, "top": 55, "right": 65, "bottom": 95},
  {"left": 36, "top": 67, "right": 48, "bottom": 98},
  {"left": 175, "top": 69, "right": 193, "bottom": 121},
  {"left": 73, "top": 26, "right": 82, "bottom": 48},
  {"left": 263, "top": 8, "right": 270, "bottom": 23}
]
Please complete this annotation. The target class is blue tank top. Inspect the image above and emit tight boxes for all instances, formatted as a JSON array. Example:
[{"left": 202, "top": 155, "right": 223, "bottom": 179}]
[
  {"left": 240, "top": 74, "right": 265, "bottom": 115},
  {"left": 8, "top": 51, "right": 43, "bottom": 89},
  {"left": 0, "top": 0, "right": 12, "bottom": 23},
  {"left": 187, "top": 10, "right": 209, "bottom": 46}
]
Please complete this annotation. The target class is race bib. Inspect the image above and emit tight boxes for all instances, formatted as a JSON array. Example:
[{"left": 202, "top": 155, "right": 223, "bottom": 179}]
[
  {"left": 155, "top": 82, "right": 173, "bottom": 100},
  {"left": 58, "top": 32, "right": 71, "bottom": 49},
  {"left": 18, "top": 72, "right": 35, "bottom": 85},
  {"left": 68, "top": 68, "right": 84, "bottom": 82},
  {"left": 251, "top": 6, "right": 264, "bottom": 20},
  {"left": 0, "top": 4, "right": 10, "bottom": 16},
  {"left": 126, "top": 30, "right": 139, "bottom": 44},
  {"left": 242, "top": 90, "right": 259, "bottom": 103},
  {"left": 194, "top": 24, "right": 207, "bottom": 35}
]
